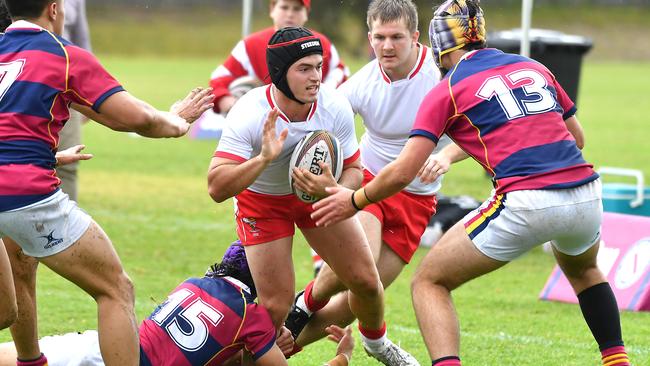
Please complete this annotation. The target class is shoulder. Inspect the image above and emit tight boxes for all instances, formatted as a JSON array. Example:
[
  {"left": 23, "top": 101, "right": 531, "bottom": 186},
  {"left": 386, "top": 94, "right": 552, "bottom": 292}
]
[
  {"left": 310, "top": 29, "right": 333, "bottom": 47},
  {"left": 245, "top": 27, "right": 275, "bottom": 45},
  {"left": 319, "top": 85, "right": 352, "bottom": 111},
  {"left": 225, "top": 87, "right": 270, "bottom": 127}
]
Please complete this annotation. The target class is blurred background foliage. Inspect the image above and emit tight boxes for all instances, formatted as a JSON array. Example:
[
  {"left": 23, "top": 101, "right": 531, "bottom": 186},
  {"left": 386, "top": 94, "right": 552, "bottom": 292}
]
[{"left": 86, "top": 0, "right": 650, "bottom": 61}]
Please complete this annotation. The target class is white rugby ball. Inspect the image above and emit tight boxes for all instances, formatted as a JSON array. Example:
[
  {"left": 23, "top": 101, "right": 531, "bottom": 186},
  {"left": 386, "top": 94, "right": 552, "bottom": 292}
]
[{"left": 289, "top": 130, "right": 343, "bottom": 203}]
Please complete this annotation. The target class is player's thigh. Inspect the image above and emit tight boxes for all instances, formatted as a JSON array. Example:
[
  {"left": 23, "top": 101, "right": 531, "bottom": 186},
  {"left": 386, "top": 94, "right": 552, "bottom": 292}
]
[
  {"left": 302, "top": 217, "right": 378, "bottom": 287},
  {"left": 357, "top": 211, "right": 383, "bottom": 262},
  {"left": 414, "top": 222, "right": 506, "bottom": 291},
  {"left": 243, "top": 237, "right": 295, "bottom": 311},
  {"left": 376, "top": 242, "right": 407, "bottom": 289},
  {"left": 0, "top": 239, "right": 16, "bottom": 318},
  {"left": 553, "top": 243, "right": 605, "bottom": 293},
  {"left": 38, "top": 221, "right": 132, "bottom": 299},
  {"left": 3, "top": 237, "right": 38, "bottom": 284}
]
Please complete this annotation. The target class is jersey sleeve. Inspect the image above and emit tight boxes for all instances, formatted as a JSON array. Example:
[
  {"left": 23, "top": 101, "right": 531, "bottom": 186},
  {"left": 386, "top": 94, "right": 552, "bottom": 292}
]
[
  {"left": 209, "top": 41, "right": 252, "bottom": 113},
  {"left": 552, "top": 76, "right": 577, "bottom": 120},
  {"left": 410, "top": 82, "right": 456, "bottom": 143},
  {"left": 63, "top": 46, "right": 124, "bottom": 112},
  {"left": 240, "top": 303, "right": 276, "bottom": 360},
  {"left": 214, "top": 101, "right": 254, "bottom": 162},
  {"left": 333, "top": 97, "right": 360, "bottom": 166}
]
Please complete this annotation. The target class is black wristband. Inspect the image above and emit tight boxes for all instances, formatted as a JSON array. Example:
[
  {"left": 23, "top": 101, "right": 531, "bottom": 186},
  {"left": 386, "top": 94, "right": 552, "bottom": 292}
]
[
  {"left": 350, "top": 192, "right": 362, "bottom": 211},
  {"left": 363, "top": 188, "right": 375, "bottom": 203}
]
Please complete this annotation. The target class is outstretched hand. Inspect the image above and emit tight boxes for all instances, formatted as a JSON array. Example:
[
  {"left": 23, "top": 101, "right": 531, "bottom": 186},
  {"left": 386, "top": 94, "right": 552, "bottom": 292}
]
[
  {"left": 55, "top": 144, "right": 93, "bottom": 166},
  {"left": 417, "top": 154, "right": 451, "bottom": 184},
  {"left": 170, "top": 87, "right": 214, "bottom": 124},
  {"left": 260, "top": 109, "right": 288, "bottom": 163},
  {"left": 326, "top": 325, "right": 354, "bottom": 361}
]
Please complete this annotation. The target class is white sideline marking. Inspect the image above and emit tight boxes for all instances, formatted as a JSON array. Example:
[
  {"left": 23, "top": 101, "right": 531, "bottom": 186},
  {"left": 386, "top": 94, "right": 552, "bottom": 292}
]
[{"left": 391, "top": 325, "right": 650, "bottom": 355}]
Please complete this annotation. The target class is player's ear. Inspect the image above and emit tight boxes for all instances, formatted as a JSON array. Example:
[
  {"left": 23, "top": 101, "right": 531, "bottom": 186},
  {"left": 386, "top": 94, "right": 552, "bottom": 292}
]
[
  {"left": 46, "top": 1, "right": 58, "bottom": 21},
  {"left": 412, "top": 30, "right": 420, "bottom": 44}
]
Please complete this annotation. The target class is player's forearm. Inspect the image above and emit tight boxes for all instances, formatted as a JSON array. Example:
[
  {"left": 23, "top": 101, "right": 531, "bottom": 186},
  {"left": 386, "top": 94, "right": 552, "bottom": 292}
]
[
  {"left": 324, "top": 354, "right": 349, "bottom": 366},
  {"left": 337, "top": 165, "right": 363, "bottom": 190},
  {"left": 208, "top": 156, "right": 270, "bottom": 203},
  {"left": 440, "top": 142, "right": 469, "bottom": 164}
]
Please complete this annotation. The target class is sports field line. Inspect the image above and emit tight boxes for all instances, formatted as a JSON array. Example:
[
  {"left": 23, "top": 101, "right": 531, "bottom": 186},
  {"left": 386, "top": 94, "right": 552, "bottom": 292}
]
[{"left": 391, "top": 325, "right": 650, "bottom": 355}]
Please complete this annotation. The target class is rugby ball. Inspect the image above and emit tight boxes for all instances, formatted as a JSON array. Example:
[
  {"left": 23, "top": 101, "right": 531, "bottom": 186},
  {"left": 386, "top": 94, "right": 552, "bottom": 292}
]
[{"left": 289, "top": 130, "right": 343, "bottom": 203}]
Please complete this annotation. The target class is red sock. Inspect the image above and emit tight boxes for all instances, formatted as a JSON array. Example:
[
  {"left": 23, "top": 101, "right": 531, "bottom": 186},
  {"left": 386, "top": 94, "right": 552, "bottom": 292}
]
[
  {"left": 304, "top": 280, "right": 329, "bottom": 313},
  {"left": 601, "top": 346, "right": 630, "bottom": 366},
  {"left": 432, "top": 356, "right": 461, "bottom": 366},
  {"left": 358, "top": 321, "right": 387, "bottom": 340},
  {"left": 17, "top": 353, "right": 48, "bottom": 366}
]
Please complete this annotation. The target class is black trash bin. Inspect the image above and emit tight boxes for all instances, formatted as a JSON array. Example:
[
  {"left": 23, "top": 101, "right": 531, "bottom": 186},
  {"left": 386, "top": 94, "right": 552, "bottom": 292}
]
[{"left": 487, "top": 29, "right": 593, "bottom": 106}]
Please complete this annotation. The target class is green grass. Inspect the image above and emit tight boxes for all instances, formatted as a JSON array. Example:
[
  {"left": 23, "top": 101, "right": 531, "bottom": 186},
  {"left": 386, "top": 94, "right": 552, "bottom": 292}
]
[{"left": 0, "top": 56, "right": 649, "bottom": 365}]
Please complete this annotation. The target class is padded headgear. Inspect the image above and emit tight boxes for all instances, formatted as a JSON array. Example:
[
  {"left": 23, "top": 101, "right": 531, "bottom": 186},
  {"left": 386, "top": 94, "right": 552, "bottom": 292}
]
[
  {"left": 206, "top": 240, "right": 256, "bottom": 297},
  {"left": 266, "top": 26, "right": 323, "bottom": 104},
  {"left": 428, "top": 0, "right": 486, "bottom": 69}
]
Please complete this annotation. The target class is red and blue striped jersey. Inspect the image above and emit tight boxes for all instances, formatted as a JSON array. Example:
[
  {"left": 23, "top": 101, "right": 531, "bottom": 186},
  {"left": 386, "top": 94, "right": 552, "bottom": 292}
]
[
  {"left": 139, "top": 276, "right": 276, "bottom": 366},
  {"left": 411, "top": 48, "right": 598, "bottom": 194},
  {"left": 0, "top": 21, "right": 123, "bottom": 211}
]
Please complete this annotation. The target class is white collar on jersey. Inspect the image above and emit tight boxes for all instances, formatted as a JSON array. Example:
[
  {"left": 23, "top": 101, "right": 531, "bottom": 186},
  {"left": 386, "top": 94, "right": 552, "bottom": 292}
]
[
  {"left": 378, "top": 42, "right": 428, "bottom": 84},
  {"left": 6, "top": 20, "right": 46, "bottom": 32},
  {"left": 223, "top": 276, "right": 253, "bottom": 296}
]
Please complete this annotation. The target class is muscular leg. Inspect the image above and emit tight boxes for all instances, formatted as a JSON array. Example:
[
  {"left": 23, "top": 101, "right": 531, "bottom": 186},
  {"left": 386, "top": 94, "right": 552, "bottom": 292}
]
[
  {"left": 297, "top": 212, "right": 406, "bottom": 346},
  {"left": 302, "top": 216, "right": 384, "bottom": 331},
  {"left": 3, "top": 238, "right": 40, "bottom": 360},
  {"left": 244, "top": 237, "right": 295, "bottom": 329},
  {"left": 553, "top": 243, "right": 605, "bottom": 294},
  {"left": 0, "top": 239, "right": 17, "bottom": 330},
  {"left": 38, "top": 221, "right": 138, "bottom": 366},
  {"left": 410, "top": 222, "right": 506, "bottom": 360}
]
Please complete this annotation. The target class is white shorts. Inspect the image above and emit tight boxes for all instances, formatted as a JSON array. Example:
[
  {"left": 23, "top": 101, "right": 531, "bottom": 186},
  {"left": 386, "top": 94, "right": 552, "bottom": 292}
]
[
  {"left": 0, "top": 190, "right": 92, "bottom": 258},
  {"left": 40, "top": 330, "right": 103, "bottom": 366},
  {"left": 463, "top": 180, "right": 602, "bottom": 262}
]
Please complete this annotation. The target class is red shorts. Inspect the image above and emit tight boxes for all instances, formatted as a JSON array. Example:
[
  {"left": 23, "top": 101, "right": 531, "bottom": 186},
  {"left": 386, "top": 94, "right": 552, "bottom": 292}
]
[
  {"left": 362, "top": 170, "right": 437, "bottom": 263},
  {"left": 234, "top": 189, "right": 318, "bottom": 245}
]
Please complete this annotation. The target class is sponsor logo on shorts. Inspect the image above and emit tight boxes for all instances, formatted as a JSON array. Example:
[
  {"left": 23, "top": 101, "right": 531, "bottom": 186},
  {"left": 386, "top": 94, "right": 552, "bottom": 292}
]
[
  {"left": 40, "top": 230, "right": 64, "bottom": 249},
  {"left": 242, "top": 218, "right": 260, "bottom": 236}
]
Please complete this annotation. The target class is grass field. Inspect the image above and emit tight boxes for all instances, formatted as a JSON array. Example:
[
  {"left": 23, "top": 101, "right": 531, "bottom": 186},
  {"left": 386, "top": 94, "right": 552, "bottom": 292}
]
[{"left": 0, "top": 55, "right": 648, "bottom": 365}]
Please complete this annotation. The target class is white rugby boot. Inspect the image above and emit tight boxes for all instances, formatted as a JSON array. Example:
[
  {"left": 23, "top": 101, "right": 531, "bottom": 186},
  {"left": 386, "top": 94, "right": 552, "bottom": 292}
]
[{"left": 363, "top": 337, "right": 421, "bottom": 366}]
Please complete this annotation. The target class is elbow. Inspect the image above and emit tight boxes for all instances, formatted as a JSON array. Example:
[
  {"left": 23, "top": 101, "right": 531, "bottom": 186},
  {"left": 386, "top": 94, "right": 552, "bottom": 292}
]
[
  {"left": 575, "top": 138, "right": 585, "bottom": 150},
  {"left": 208, "top": 185, "right": 228, "bottom": 203}
]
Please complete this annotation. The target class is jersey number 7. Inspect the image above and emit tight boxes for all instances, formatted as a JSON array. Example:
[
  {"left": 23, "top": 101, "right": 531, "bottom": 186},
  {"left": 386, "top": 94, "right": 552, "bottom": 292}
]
[{"left": 0, "top": 59, "right": 26, "bottom": 104}]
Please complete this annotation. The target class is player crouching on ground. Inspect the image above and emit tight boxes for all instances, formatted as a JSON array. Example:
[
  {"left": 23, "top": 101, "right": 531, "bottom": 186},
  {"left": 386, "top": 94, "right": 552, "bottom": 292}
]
[
  {"left": 208, "top": 27, "right": 418, "bottom": 366},
  {"left": 0, "top": 241, "right": 355, "bottom": 366}
]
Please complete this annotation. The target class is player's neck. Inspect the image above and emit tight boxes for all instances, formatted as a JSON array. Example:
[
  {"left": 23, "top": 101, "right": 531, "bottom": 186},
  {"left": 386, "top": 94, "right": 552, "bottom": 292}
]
[
  {"left": 383, "top": 44, "right": 419, "bottom": 82},
  {"left": 273, "top": 86, "right": 312, "bottom": 122},
  {"left": 19, "top": 18, "right": 55, "bottom": 33}
]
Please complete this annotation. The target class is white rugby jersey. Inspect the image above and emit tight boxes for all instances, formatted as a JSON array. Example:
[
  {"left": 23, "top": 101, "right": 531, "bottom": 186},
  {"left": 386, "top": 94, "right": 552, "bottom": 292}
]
[
  {"left": 215, "top": 84, "right": 360, "bottom": 195},
  {"left": 340, "top": 44, "right": 450, "bottom": 195}
]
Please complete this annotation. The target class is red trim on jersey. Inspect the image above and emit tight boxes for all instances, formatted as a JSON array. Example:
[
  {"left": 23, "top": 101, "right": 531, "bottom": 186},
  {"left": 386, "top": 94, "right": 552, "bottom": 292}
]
[
  {"left": 214, "top": 151, "right": 247, "bottom": 163},
  {"left": 265, "top": 85, "right": 317, "bottom": 122},
  {"left": 267, "top": 35, "right": 319, "bottom": 49},
  {"left": 408, "top": 44, "right": 428, "bottom": 80},
  {"left": 343, "top": 149, "right": 360, "bottom": 166},
  {"left": 378, "top": 64, "right": 391, "bottom": 84}
]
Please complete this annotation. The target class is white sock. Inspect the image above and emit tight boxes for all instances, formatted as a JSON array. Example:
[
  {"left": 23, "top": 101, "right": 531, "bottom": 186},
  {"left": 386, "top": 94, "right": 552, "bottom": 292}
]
[
  {"left": 361, "top": 332, "right": 388, "bottom": 351},
  {"left": 295, "top": 292, "right": 313, "bottom": 316}
]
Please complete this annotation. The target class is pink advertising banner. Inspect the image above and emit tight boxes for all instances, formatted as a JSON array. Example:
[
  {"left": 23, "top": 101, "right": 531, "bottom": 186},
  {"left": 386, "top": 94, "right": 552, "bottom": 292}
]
[{"left": 539, "top": 212, "right": 650, "bottom": 312}]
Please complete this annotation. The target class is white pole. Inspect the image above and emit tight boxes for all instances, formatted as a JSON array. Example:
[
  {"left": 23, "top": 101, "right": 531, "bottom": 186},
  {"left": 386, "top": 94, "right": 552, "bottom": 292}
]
[
  {"left": 242, "top": 0, "right": 253, "bottom": 38},
  {"left": 520, "top": 0, "right": 533, "bottom": 57}
]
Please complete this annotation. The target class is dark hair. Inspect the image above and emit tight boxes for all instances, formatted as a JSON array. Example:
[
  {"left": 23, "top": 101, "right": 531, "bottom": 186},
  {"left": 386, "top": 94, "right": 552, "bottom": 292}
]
[
  {"left": 5, "top": 0, "right": 54, "bottom": 19},
  {"left": 462, "top": 41, "right": 486, "bottom": 52},
  {"left": 0, "top": 1, "right": 12, "bottom": 32}
]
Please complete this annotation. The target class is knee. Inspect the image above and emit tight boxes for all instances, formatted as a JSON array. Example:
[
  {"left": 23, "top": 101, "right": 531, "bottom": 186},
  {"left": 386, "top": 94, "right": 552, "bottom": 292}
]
[
  {"left": 0, "top": 302, "right": 17, "bottom": 330},
  {"left": 97, "top": 271, "right": 135, "bottom": 307},
  {"left": 263, "top": 296, "right": 294, "bottom": 327},
  {"left": 411, "top": 266, "right": 449, "bottom": 294},
  {"left": 347, "top": 273, "right": 382, "bottom": 300}
]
